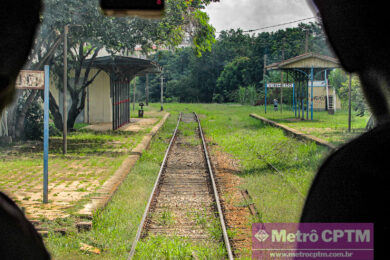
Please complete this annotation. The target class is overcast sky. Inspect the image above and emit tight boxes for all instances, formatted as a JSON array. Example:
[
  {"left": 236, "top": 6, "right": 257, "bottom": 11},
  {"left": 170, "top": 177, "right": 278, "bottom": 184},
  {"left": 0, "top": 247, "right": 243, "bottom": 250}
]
[{"left": 205, "top": 0, "right": 315, "bottom": 34}]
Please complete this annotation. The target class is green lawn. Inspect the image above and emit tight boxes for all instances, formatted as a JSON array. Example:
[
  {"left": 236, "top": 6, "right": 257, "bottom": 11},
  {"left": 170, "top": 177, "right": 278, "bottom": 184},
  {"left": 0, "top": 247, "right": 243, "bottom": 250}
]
[
  {"left": 42, "top": 103, "right": 350, "bottom": 259},
  {"left": 44, "top": 110, "right": 179, "bottom": 259},
  {"left": 253, "top": 105, "right": 369, "bottom": 146},
  {"left": 0, "top": 106, "right": 164, "bottom": 221}
]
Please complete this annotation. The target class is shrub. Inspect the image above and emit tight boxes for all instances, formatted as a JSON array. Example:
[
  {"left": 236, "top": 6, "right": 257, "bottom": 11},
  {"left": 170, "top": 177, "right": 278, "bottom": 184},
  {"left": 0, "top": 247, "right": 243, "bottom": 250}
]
[{"left": 23, "top": 101, "right": 61, "bottom": 140}]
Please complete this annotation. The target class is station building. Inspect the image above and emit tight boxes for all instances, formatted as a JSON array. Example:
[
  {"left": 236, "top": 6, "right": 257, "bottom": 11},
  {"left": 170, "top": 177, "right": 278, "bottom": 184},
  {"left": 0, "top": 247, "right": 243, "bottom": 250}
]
[{"left": 50, "top": 53, "right": 161, "bottom": 129}]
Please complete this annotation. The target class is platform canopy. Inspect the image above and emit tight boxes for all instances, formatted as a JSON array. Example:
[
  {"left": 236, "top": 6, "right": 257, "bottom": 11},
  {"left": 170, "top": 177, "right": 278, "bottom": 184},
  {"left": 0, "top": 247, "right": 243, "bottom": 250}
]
[
  {"left": 84, "top": 55, "right": 162, "bottom": 80},
  {"left": 263, "top": 52, "right": 341, "bottom": 121},
  {"left": 84, "top": 55, "right": 162, "bottom": 130},
  {"left": 265, "top": 52, "right": 340, "bottom": 71}
]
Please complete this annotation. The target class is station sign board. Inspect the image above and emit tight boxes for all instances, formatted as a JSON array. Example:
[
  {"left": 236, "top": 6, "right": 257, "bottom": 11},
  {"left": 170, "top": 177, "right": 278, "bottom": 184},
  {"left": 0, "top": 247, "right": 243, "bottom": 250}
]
[
  {"left": 15, "top": 70, "right": 45, "bottom": 90},
  {"left": 267, "top": 83, "right": 293, "bottom": 88},
  {"left": 308, "top": 81, "right": 327, "bottom": 87}
]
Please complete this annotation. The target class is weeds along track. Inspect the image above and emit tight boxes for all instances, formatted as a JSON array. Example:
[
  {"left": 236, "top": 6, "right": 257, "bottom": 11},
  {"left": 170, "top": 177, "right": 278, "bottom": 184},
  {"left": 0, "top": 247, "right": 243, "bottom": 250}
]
[{"left": 128, "top": 112, "right": 233, "bottom": 259}]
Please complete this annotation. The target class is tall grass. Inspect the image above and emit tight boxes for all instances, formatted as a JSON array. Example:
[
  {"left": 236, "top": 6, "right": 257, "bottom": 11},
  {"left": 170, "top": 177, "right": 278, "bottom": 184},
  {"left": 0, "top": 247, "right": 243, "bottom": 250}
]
[{"left": 44, "top": 111, "right": 179, "bottom": 259}]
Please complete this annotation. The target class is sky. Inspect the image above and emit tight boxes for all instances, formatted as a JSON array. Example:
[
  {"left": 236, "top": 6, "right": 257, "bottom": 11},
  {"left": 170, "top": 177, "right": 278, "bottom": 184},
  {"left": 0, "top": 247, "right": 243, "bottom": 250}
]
[{"left": 204, "top": 0, "right": 316, "bottom": 34}]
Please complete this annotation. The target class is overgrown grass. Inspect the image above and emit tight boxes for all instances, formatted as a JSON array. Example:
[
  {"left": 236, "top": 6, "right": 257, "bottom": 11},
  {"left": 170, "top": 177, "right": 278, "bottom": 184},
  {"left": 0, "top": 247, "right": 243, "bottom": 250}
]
[
  {"left": 134, "top": 235, "right": 226, "bottom": 260},
  {"left": 134, "top": 206, "right": 227, "bottom": 259},
  {"left": 0, "top": 106, "right": 165, "bottom": 220},
  {"left": 133, "top": 117, "right": 226, "bottom": 259},
  {"left": 44, "top": 111, "right": 179, "bottom": 259},
  {"left": 152, "top": 103, "right": 330, "bottom": 223},
  {"left": 178, "top": 121, "right": 201, "bottom": 146},
  {"left": 253, "top": 105, "right": 369, "bottom": 145},
  {"left": 40, "top": 102, "right": 350, "bottom": 258},
  {"left": 134, "top": 209, "right": 226, "bottom": 259}
]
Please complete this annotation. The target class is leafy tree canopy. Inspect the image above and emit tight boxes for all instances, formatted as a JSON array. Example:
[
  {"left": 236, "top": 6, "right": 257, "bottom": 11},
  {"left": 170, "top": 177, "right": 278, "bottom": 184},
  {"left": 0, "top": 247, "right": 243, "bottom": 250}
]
[{"left": 143, "top": 22, "right": 333, "bottom": 104}]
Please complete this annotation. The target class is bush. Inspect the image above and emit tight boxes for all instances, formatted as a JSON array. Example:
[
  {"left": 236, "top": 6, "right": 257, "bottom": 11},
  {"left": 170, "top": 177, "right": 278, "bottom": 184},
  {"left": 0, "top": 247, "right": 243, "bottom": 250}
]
[
  {"left": 212, "top": 93, "right": 224, "bottom": 103},
  {"left": 165, "top": 96, "right": 180, "bottom": 103},
  {"left": 23, "top": 101, "right": 61, "bottom": 140},
  {"left": 23, "top": 101, "right": 43, "bottom": 140},
  {"left": 247, "top": 85, "right": 258, "bottom": 105},
  {"left": 237, "top": 85, "right": 258, "bottom": 105},
  {"left": 238, "top": 87, "right": 246, "bottom": 104}
]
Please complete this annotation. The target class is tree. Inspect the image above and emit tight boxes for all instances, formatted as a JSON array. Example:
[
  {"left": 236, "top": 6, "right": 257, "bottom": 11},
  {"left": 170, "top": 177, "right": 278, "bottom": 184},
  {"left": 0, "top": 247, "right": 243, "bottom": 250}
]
[
  {"left": 144, "top": 22, "right": 332, "bottom": 104},
  {"left": 329, "top": 69, "right": 368, "bottom": 116},
  {"left": 7, "top": 0, "right": 217, "bottom": 137},
  {"left": 340, "top": 75, "right": 368, "bottom": 116},
  {"left": 7, "top": 24, "right": 63, "bottom": 140},
  {"left": 328, "top": 68, "right": 348, "bottom": 96},
  {"left": 216, "top": 57, "right": 254, "bottom": 102}
]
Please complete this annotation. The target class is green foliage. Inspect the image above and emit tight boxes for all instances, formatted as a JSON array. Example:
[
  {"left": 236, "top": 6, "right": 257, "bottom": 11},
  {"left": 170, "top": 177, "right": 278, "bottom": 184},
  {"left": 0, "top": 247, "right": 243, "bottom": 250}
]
[
  {"left": 328, "top": 68, "right": 348, "bottom": 95},
  {"left": 146, "top": 23, "right": 332, "bottom": 104},
  {"left": 23, "top": 101, "right": 44, "bottom": 140},
  {"left": 134, "top": 235, "right": 226, "bottom": 259},
  {"left": 238, "top": 85, "right": 258, "bottom": 105},
  {"left": 247, "top": 84, "right": 258, "bottom": 105},
  {"left": 329, "top": 69, "right": 368, "bottom": 116},
  {"left": 23, "top": 100, "right": 61, "bottom": 140},
  {"left": 217, "top": 57, "right": 254, "bottom": 102},
  {"left": 37, "top": 0, "right": 216, "bottom": 130},
  {"left": 238, "top": 87, "right": 247, "bottom": 104},
  {"left": 191, "top": 10, "right": 216, "bottom": 56},
  {"left": 340, "top": 75, "right": 368, "bottom": 116}
]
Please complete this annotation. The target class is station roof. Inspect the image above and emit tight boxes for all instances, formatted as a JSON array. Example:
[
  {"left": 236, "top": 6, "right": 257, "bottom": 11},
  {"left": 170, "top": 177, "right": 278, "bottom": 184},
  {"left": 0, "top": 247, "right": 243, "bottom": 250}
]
[
  {"left": 265, "top": 52, "right": 340, "bottom": 71},
  {"left": 84, "top": 55, "right": 162, "bottom": 79}
]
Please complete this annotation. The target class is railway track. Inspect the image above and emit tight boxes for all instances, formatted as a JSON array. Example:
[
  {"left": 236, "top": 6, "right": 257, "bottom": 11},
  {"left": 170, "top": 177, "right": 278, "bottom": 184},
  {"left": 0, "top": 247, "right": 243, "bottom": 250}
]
[{"left": 128, "top": 112, "right": 234, "bottom": 259}]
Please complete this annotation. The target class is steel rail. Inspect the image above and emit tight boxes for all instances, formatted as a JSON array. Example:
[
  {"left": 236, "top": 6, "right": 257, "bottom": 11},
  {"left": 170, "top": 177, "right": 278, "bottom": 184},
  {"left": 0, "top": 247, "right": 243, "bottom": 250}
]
[
  {"left": 194, "top": 112, "right": 234, "bottom": 260},
  {"left": 127, "top": 112, "right": 182, "bottom": 260}
]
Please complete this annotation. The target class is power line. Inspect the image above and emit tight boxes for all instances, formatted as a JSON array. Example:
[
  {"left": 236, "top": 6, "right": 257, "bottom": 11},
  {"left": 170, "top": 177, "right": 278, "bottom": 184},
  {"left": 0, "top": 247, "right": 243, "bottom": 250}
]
[{"left": 217, "top": 16, "right": 319, "bottom": 34}]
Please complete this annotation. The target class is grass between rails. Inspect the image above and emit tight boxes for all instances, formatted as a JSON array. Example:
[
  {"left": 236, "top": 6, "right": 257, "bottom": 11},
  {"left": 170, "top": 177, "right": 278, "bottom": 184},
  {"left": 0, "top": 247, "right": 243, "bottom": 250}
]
[
  {"left": 134, "top": 207, "right": 227, "bottom": 259},
  {"left": 133, "top": 117, "right": 226, "bottom": 259},
  {"left": 134, "top": 235, "right": 226, "bottom": 259}
]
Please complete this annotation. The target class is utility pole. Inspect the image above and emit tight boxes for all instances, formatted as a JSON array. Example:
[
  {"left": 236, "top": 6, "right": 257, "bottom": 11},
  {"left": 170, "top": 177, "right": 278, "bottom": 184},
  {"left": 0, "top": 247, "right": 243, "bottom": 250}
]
[
  {"left": 281, "top": 39, "right": 285, "bottom": 113},
  {"left": 160, "top": 73, "right": 164, "bottom": 111},
  {"left": 348, "top": 73, "right": 352, "bottom": 132},
  {"left": 305, "top": 30, "right": 309, "bottom": 53},
  {"left": 263, "top": 54, "right": 267, "bottom": 113},
  {"left": 63, "top": 24, "right": 68, "bottom": 155},
  {"left": 133, "top": 77, "right": 136, "bottom": 111},
  {"left": 87, "top": 86, "right": 90, "bottom": 124},
  {"left": 145, "top": 74, "right": 149, "bottom": 106}
]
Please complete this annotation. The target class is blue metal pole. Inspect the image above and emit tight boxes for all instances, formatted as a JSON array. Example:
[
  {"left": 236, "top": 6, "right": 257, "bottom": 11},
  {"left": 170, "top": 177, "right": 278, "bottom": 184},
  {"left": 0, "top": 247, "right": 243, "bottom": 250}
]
[
  {"left": 265, "top": 81, "right": 267, "bottom": 114},
  {"left": 43, "top": 65, "right": 49, "bottom": 203},
  {"left": 325, "top": 69, "right": 329, "bottom": 111},
  {"left": 306, "top": 79, "right": 309, "bottom": 120},
  {"left": 301, "top": 79, "right": 304, "bottom": 119},
  {"left": 293, "top": 83, "right": 296, "bottom": 116},
  {"left": 311, "top": 67, "right": 314, "bottom": 120}
]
